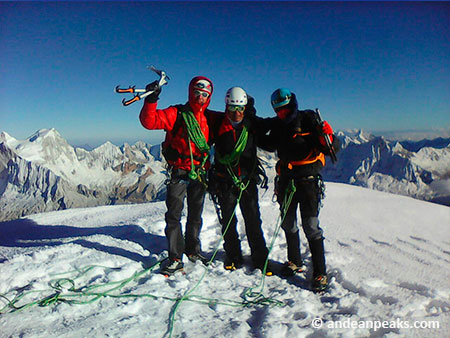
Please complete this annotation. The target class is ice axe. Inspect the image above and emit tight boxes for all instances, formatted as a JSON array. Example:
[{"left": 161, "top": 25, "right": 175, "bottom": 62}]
[
  {"left": 315, "top": 108, "right": 338, "bottom": 163},
  {"left": 115, "top": 66, "right": 170, "bottom": 106}
]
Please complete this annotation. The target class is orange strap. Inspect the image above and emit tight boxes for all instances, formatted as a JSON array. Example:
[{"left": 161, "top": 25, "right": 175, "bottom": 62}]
[
  {"left": 288, "top": 152, "right": 325, "bottom": 168},
  {"left": 277, "top": 151, "right": 325, "bottom": 173},
  {"left": 292, "top": 132, "right": 311, "bottom": 138}
]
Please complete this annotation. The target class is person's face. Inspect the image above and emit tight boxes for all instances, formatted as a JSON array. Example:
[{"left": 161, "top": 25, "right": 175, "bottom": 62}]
[
  {"left": 226, "top": 105, "right": 245, "bottom": 123},
  {"left": 193, "top": 90, "right": 209, "bottom": 105},
  {"left": 275, "top": 107, "right": 292, "bottom": 120}
]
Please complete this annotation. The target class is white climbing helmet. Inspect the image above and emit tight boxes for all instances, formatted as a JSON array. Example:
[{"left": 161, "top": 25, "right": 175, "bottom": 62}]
[{"left": 225, "top": 87, "right": 248, "bottom": 105}]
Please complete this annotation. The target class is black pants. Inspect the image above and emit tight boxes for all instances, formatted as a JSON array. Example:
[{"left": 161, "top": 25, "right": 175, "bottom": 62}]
[
  {"left": 217, "top": 180, "right": 269, "bottom": 268},
  {"left": 165, "top": 173, "right": 206, "bottom": 261},
  {"left": 277, "top": 175, "right": 323, "bottom": 240},
  {"left": 277, "top": 175, "right": 326, "bottom": 276}
]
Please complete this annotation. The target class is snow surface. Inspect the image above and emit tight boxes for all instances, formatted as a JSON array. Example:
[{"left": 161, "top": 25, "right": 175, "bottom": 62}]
[{"left": 0, "top": 182, "right": 449, "bottom": 337}]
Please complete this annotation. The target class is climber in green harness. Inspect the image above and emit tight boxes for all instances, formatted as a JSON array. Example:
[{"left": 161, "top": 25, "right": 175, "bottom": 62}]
[{"left": 208, "top": 87, "right": 271, "bottom": 275}]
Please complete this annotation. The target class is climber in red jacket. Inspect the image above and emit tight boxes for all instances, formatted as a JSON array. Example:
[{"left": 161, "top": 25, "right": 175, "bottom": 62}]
[{"left": 140, "top": 76, "right": 218, "bottom": 276}]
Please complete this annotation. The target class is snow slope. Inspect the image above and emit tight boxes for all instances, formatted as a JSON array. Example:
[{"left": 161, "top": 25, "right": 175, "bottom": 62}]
[{"left": 0, "top": 182, "right": 449, "bottom": 337}]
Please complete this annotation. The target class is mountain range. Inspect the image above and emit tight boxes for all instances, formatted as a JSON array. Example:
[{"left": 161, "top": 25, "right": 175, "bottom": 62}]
[
  {"left": 321, "top": 130, "right": 450, "bottom": 206},
  {"left": 0, "top": 128, "right": 449, "bottom": 221},
  {"left": 0, "top": 129, "right": 166, "bottom": 221}
]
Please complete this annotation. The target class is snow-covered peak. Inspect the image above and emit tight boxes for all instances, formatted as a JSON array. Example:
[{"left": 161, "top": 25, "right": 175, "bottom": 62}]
[
  {"left": 92, "top": 141, "right": 122, "bottom": 157},
  {"left": 18, "top": 128, "right": 74, "bottom": 164},
  {"left": 0, "top": 131, "right": 15, "bottom": 143},
  {"left": 0, "top": 131, "right": 19, "bottom": 149},
  {"left": 338, "top": 129, "right": 376, "bottom": 148},
  {"left": 1, "top": 127, "right": 449, "bottom": 223},
  {"left": 91, "top": 142, "right": 124, "bottom": 169},
  {"left": 27, "top": 128, "right": 62, "bottom": 143},
  {"left": 133, "top": 141, "right": 150, "bottom": 149},
  {"left": 353, "top": 129, "right": 373, "bottom": 143},
  {"left": 391, "top": 141, "right": 410, "bottom": 158},
  {"left": 412, "top": 145, "right": 450, "bottom": 177}
]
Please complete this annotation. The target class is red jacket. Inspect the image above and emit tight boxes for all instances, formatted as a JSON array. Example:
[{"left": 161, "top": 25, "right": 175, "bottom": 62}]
[{"left": 140, "top": 76, "right": 215, "bottom": 171}]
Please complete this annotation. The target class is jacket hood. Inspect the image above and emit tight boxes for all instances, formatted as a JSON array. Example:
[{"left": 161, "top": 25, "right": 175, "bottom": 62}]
[{"left": 188, "top": 76, "right": 213, "bottom": 113}]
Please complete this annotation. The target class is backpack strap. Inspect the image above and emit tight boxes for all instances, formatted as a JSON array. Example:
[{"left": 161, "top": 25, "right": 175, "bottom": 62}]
[{"left": 171, "top": 104, "right": 186, "bottom": 137}]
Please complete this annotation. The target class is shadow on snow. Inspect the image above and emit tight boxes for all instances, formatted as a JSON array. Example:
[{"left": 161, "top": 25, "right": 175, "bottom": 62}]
[{"left": 0, "top": 218, "right": 166, "bottom": 266}]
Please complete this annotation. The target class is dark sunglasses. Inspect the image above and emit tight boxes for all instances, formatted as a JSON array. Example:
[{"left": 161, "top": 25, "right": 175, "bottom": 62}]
[
  {"left": 227, "top": 105, "right": 245, "bottom": 113},
  {"left": 271, "top": 95, "right": 291, "bottom": 107}
]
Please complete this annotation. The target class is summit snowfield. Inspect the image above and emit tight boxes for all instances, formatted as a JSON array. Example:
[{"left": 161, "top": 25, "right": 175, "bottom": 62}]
[{"left": 0, "top": 182, "right": 449, "bottom": 337}]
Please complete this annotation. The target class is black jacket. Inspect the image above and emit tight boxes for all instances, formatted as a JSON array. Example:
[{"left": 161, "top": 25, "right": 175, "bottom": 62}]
[
  {"left": 211, "top": 114, "right": 263, "bottom": 183},
  {"left": 258, "top": 110, "right": 340, "bottom": 178}
]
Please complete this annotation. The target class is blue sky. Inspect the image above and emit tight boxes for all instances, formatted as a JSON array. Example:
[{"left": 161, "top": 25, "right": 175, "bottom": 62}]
[{"left": 1, "top": 1, "right": 449, "bottom": 147}]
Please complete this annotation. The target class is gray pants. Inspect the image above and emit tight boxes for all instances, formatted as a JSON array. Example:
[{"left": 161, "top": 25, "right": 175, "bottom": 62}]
[{"left": 165, "top": 175, "right": 206, "bottom": 260}]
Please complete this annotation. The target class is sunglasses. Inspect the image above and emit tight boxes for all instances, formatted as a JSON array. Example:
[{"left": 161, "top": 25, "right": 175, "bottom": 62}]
[
  {"left": 227, "top": 105, "right": 245, "bottom": 113},
  {"left": 194, "top": 90, "right": 209, "bottom": 98},
  {"left": 271, "top": 95, "right": 291, "bottom": 107}
]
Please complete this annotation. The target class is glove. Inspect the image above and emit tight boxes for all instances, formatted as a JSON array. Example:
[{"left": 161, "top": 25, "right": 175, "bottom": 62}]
[
  {"left": 319, "top": 121, "right": 333, "bottom": 146},
  {"left": 245, "top": 95, "right": 256, "bottom": 117},
  {"left": 321, "top": 121, "right": 333, "bottom": 135},
  {"left": 144, "top": 80, "right": 162, "bottom": 103}
]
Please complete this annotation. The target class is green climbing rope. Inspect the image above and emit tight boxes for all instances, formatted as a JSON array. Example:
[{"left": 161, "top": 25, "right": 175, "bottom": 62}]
[
  {"left": 242, "top": 178, "right": 297, "bottom": 305},
  {"left": 181, "top": 111, "right": 210, "bottom": 153},
  {"left": 0, "top": 180, "right": 298, "bottom": 338},
  {"left": 181, "top": 111, "right": 210, "bottom": 182},
  {"left": 215, "top": 125, "right": 250, "bottom": 189},
  {"left": 0, "top": 260, "right": 166, "bottom": 314},
  {"left": 216, "top": 126, "right": 248, "bottom": 168}
]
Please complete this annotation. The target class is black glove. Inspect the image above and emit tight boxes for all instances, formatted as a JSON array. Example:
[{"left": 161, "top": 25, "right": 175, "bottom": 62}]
[
  {"left": 245, "top": 95, "right": 256, "bottom": 117},
  {"left": 144, "top": 80, "right": 162, "bottom": 103}
]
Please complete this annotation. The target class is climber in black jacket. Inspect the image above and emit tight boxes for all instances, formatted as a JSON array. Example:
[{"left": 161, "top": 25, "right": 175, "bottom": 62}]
[
  {"left": 209, "top": 87, "right": 271, "bottom": 275},
  {"left": 258, "top": 88, "right": 340, "bottom": 292}
]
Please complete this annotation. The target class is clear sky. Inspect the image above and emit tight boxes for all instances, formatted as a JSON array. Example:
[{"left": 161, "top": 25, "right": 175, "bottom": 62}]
[{"left": 1, "top": 1, "right": 449, "bottom": 147}]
